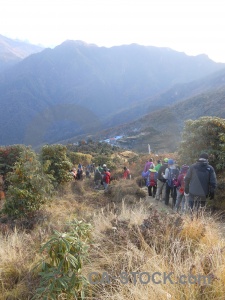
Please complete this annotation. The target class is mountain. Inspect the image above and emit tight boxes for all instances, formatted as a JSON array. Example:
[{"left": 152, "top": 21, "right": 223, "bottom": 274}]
[
  {"left": 0, "top": 38, "right": 224, "bottom": 147},
  {"left": 0, "top": 34, "right": 44, "bottom": 71},
  {"left": 84, "top": 76, "right": 225, "bottom": 153},
  {"left": 105, "top": 67, "right": 225, "bottom": 127}
]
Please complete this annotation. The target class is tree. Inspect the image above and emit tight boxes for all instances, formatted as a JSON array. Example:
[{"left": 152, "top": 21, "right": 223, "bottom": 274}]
[
  {"left": 2, "top": 148, "right": 53, "bottom": 219},
  {"left": 0, "top": 145, "right": 26, "bottom": 175},
  {"left": 178, "top": 116, "right": 225, "bottom": 171},
  {"left": 40, "top": 144, "right": 73, "bottom": 187}
]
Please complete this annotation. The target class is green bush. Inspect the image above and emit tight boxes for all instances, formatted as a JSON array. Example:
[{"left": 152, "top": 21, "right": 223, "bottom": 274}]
[
  {"left": 33, "top": 219, "right": 92, "bottom": 300},
  {"left": 68, "top": 152, "right": 92, "bottom": 167},
  {"left": 178, "top": 116, "right": 225, "bottom": 171},
  {"left": 1, "top": 148, "right": 53, "bottom": 219},
  {"left": 0, "top": 144, "right": 26, "bottom": 175},
  {"left": 40, "top": 145, "right": 73, "bottom": 187}
]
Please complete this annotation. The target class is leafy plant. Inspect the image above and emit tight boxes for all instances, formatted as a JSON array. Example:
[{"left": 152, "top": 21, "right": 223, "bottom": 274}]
[
  {"left": 178, "top": 116, "right": 225, "bottom": 171},
  {"left": 33, "top": 219, "right": 92, "bottom": 300},
  {"left": 0, "top": 144, "right": 26, "bottom": 175},
  {"left": 1, "top": 148, "right": 53, "bottom": 219},
  {"left": 40, "top": 145, "right": 73, "bottom": 187}
]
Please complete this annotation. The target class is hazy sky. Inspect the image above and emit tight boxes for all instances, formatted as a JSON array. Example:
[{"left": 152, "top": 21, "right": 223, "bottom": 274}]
[{"left": 1, "top": 0, "right": 225, "bottom": 62}]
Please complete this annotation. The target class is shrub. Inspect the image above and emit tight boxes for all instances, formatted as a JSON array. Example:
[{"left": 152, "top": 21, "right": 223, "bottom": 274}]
[
  {"left": 0, "top": 145, "right": 26, "bottom": 175},
  {"left": 40, "top": 144, "right": 73, "bottom": 187},
  {"left": 1, "top": 148, "right": 53, "bottom": 219},
  {"left": 178, "top": 116, "right": 225, "bottom": 171},
  {"left": 68, "top": 152, "right": 92, "bottom": 167},
  {"left": 33, "top": 219, "right": 92, "bottom": 300}
]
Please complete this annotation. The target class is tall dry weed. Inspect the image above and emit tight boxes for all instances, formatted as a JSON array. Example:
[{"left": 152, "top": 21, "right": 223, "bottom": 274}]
[{"left": 86, "top": 199, "right": 225, "bottom": 300}]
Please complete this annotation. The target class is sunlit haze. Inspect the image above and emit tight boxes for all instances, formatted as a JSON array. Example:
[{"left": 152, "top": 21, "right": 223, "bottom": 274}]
[{"left": 1, "top": 0, "right": 225, "bottom": 62}]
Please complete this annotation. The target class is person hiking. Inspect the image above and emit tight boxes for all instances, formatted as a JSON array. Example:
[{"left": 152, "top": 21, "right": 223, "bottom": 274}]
[
  {"left": 163, "top": 159, "right": 179, "bottom": 208},
  {"left": 155, "top": 158, "right": 168, "bottom": 201},
  {"left": 70, "top": 168, "right": 77, "bottom": 180},
  {"left": 94, "top": 167, "right": 102, "bottom": 189},
  {"left": 143, "top": 158, "right": 155, "bottom": 172},
  {"left": 142, "top": 166, "right": 158, "bottom": 197},
  {"left": 0, "top": 174, "right": 5, "bottom": 201},
  {"left": 184, "top": 153, "right": 217, "bottom": 213},
  {"left": 174, "top": 164, "right": 189, "bottom": 213},
  {"left": 123, "top": 166, "right": 131, "bottom": 179},
  {"left": 155, "top": 160, "right": 162, "bottom": 172},
  {"left": 102, "top": 168, "right": 110, "bottom": 191}
]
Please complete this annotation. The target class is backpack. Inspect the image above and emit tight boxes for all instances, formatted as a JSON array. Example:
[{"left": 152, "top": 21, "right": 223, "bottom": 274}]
[
  {"left": 149, "top": 172, "right": 157, "bottom": 186},
  {"left": 103, "top": 171, "right": 110, "bottom": 184},
  {"left": 167, "top": 168, "right": 179, "bottom": 188},
  {"left": 178, "top": 173, "right": 186, "bottom": 194}
]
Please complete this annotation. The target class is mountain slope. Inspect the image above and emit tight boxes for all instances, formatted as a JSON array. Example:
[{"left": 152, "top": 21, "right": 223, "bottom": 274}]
[
  {"left": 0, "top": 35, "right": 44, "bottom": 71},
  {"left": 0, "top": 39, "right": 224, "bottom": 147},
  {"left": 105, "top": 67, "right": 225, "bottom": 127},
  {"left": 90, "top": 85, "right": 225, "bottom": 153}
]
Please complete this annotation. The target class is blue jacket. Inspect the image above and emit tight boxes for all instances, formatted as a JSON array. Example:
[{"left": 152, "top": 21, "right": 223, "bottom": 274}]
[{"left": 185, "top": 160, "right": 217, "bottom": 196}]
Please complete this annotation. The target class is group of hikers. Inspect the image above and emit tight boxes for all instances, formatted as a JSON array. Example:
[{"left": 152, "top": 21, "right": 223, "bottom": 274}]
[
  {"left": 69, "top": 152, "right": 217, "bottom": 214},
  {"left": 142, "top": 153, "right": 217, "bottom": 213},
  {"left": 70, "top": 163, "right": 112, "bottom": 190},
  {"left": 70, "top": 163, "right": 131, "bottom": 191}
]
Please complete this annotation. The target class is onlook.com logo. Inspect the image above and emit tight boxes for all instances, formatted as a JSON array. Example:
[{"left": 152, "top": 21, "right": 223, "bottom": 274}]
[{"left": 88, "top": 272, "right": 212, "bottom": 285}]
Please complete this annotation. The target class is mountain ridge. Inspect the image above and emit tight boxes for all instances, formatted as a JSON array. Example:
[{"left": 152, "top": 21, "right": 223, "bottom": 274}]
[
  {"left": 0, "top": 35, "right": 225, "bottom": 147},
  {"left": 0, "top": 34, "right": 44, "bottom": 71}
]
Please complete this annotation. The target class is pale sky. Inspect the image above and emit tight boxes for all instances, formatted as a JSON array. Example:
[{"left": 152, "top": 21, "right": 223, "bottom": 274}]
[{"left": 1, "top": 0, "right": 225, "bottom": 62}]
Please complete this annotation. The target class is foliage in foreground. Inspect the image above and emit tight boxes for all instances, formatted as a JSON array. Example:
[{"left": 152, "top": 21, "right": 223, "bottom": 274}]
[{"left": 33, "top": 219, "right": 92, "bottom": 300}]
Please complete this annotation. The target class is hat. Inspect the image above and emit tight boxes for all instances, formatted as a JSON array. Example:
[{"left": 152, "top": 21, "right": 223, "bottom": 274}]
[
  {"left": 167, "top": 159, "right": 174, "bottom": 165},
  {"left": 103, "top": 164, "right": 107, "bottom": 167},
  {"left": 164, "top": 158, "right": 168, "bottom": 162},
  {"left": 199, "top": 153, "right": 208, "bottom": 160},
  {"left": 181, "top": 164, "right": 189, "bottom": 172}
]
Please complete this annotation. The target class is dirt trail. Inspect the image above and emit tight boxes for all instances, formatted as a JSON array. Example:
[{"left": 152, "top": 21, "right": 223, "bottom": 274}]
[
  {"left": 142, "top": 187, "right": 225, "bottom": 238},
  {"left": 141, "top": 187, "right": 174, "bottom": 213}
]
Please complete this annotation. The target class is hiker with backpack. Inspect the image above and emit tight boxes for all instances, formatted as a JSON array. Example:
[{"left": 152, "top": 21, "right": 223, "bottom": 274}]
[
  {"left": 155, "top": 158, "right": 168, "bottom": 201},
  {"left": 174, "top": 164, "right": 189, "bottom": 213},
  {"left": 94, "top": 167, "right": 103, "bottom": 189},
  {"left": 184, "top": 153, "right": 217, "bottom": 213},
  {"left": 163, "top": 159, "right": 179, "bottom": 207},
  {"left": 123, "top": 166, "right": 131, "bottom": 179},
  {"left": 143, "top": 158, "right": 155, "bottom": 172},
  {"left": 102, "top": 167, "right": 111, "bottom": 191},
  {"left": 155, "top": 160, "right": 162, "bottom": 172},
  {"left": 142, "top": 166, "right": 158, "bottom": 197}
]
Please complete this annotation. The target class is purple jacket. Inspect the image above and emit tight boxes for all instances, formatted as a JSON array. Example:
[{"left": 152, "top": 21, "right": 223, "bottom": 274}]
[{"left": 144, "top": 161, "right": 154, "bottom": 172}]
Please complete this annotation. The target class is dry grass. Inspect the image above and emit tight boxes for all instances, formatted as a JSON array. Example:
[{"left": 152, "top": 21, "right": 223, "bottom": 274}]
[
  {"left": 0, "top": 229, "right": 40, "bottom": 299},
  {"left": 85, "top": 199, "right": 225, "bottom": 300},
  {"left": 0, "top": 177, "right": 225, "bottom": 299}
]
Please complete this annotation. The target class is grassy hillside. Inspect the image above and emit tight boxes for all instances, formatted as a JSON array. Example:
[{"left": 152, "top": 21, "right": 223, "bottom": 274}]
[{"left": 0, "top": 163, "right": 225, "bottom": 299}]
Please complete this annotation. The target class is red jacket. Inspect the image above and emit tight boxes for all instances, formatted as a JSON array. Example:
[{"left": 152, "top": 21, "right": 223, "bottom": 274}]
[
  {"left": 103, "top": 171, "right": 110, "bottom": 184},
  {"left": 123, "top": 169, "right": 130, "bottom": 179}
]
